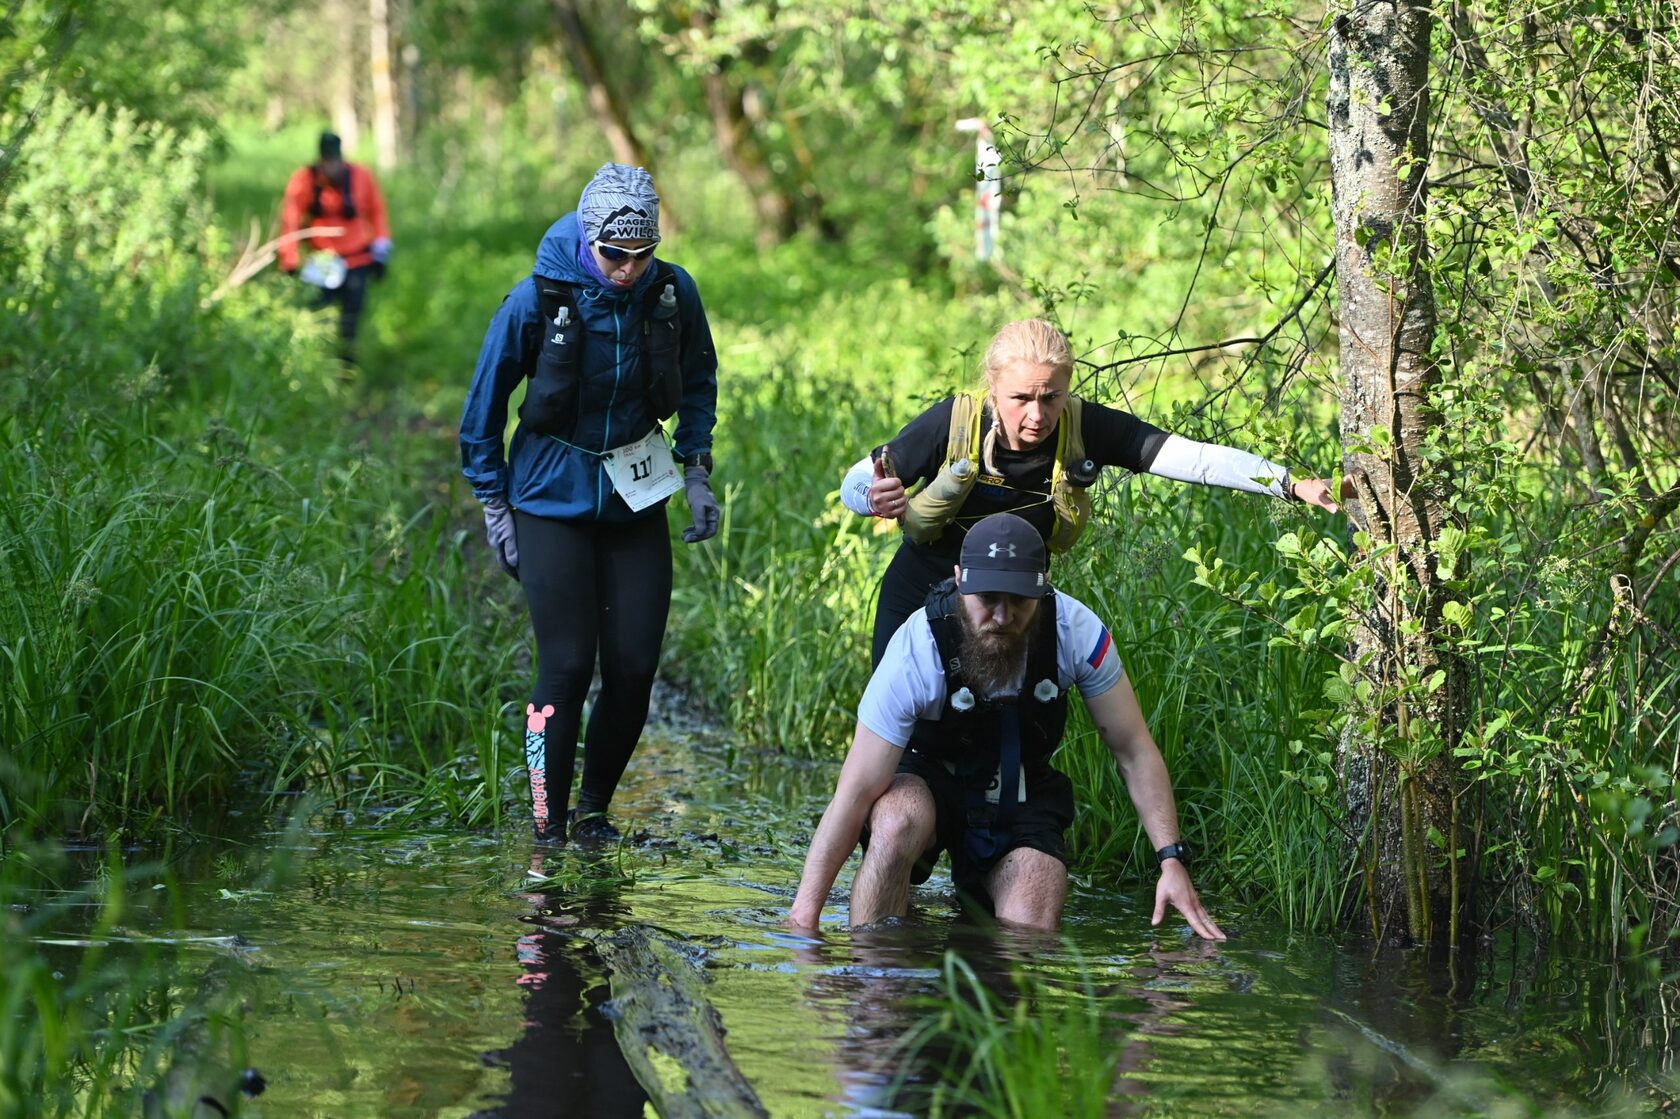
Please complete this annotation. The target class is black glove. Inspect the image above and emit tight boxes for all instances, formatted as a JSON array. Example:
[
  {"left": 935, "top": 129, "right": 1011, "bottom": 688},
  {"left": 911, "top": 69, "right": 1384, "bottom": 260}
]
[
  {"left": 681, "top": 467, "right": 720, "bottom": 544},
  {"left": 370, "top": 237, "right": 392, "bottom": 282}
]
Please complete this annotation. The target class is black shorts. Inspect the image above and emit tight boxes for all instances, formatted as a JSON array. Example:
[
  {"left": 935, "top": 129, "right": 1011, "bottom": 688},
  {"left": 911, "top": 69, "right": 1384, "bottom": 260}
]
[{"left": 865, "top": 748, "right": 1075, "bottom": 901}]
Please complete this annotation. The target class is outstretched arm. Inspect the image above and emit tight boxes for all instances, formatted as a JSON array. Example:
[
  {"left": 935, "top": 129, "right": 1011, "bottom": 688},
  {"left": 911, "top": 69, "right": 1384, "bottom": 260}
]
[
  {"left": 1084, "top": 676, "right": 1226, "bottom": 941},
  {"left": 788, "top": 723, "right": 903, "bottom": 932},
  {"left": 1146, "top": 434, "right": 1348, "bottom": 515}
]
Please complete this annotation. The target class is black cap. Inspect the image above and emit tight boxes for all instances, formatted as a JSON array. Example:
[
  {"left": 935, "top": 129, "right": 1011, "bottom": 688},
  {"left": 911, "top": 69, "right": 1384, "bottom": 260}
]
[
  {"left": 318, "top": 131, "right": 343, "bottom": 160},
  {"left": 958, "top": 513, "right": 1049, "bottom": 599}
]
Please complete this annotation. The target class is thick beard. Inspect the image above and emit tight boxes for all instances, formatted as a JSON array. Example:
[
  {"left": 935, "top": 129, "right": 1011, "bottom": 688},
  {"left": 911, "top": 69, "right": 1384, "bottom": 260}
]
[{"left": 956, "top": 609, "right": 1031, "bottom": 697}]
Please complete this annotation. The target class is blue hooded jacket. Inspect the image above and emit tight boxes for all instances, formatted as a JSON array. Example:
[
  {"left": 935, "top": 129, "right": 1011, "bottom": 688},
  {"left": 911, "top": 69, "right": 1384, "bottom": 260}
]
[{"left": 458, "top": 212, "right": 718, "bottom": 521}]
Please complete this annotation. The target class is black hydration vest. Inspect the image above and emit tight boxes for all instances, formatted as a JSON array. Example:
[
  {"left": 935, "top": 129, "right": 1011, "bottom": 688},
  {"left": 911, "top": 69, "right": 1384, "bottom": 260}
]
[
  {"left": 308, "top": 163, "right": 357, "bottom": 220},
  {"left": 518, "top": 262, "right": 684, "bottom": 439},
  {"left": 906, "top": 579, "right": 1070, "bottom": 838}
]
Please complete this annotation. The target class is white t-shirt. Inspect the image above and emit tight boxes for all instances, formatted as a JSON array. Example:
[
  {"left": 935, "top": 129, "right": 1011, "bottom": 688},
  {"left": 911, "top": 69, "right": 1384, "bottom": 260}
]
[{"left": 858, "top": 590, "right": 1124, "bottom": 749}]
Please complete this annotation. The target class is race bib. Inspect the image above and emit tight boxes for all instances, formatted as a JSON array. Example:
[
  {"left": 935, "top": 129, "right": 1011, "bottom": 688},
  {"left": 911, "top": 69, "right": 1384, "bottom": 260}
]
[{"left": 602, "top": 427, "right": 683, "bottom": 512}]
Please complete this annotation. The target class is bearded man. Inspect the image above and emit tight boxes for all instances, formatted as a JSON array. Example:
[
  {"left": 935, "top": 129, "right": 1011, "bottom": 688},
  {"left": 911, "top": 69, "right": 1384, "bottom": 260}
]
[{"left": 788, "top": 513, "right": 1224, "bottom": 938}]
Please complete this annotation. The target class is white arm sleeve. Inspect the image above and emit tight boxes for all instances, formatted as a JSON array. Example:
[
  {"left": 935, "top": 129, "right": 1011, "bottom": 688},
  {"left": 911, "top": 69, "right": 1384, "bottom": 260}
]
[
  {"left": 840, "top": 454, "right": 877, "bottom": 516},
  {"left": 1147, "top": 434, "right": 1293, "bottom": 499}
]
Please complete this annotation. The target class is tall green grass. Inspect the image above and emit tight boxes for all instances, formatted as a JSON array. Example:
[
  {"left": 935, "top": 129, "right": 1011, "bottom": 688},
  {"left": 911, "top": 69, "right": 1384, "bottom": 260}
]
[
  {"left": 0, "top": 97, "right": 526, "bottom": 839},
  {"left": 891, "top": 952, "right": 1119, "bottom": 1119},
  {"left": 5, "top": 94, "right": 1672, "bottom": 955}
]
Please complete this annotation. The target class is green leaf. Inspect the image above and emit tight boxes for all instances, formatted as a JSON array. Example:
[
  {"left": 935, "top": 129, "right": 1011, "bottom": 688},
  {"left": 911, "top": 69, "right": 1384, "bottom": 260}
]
[{"left": 1441, "top": 600, "right": 1473, "bottom": 629}]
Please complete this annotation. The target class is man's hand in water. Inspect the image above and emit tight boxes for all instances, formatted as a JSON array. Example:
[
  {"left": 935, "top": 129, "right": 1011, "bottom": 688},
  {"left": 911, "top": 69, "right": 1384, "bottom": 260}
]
[
  {"left": 1152, "top": 861, "right": 1226, "bottom": 941},
  {"left": 785, "top": 908, "right": 822, "bottom": 936}
]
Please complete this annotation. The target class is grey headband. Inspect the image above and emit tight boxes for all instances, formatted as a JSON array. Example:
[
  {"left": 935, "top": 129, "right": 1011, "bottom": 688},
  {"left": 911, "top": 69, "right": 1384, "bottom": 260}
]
[{"left": 579, "top": 163, "right": 661, "bottom": 243}]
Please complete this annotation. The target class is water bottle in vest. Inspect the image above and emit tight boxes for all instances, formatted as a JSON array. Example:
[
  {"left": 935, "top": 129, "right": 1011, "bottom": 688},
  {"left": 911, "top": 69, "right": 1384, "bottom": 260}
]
[
  {"left": 902, "top": 456, "right": 975, "bottom": 543},
  {"left": 644, "top": 283, "right": 682, "bottom": 421},
  {"left": 522, "top": 303, "right": 581, "bottom": 437}
]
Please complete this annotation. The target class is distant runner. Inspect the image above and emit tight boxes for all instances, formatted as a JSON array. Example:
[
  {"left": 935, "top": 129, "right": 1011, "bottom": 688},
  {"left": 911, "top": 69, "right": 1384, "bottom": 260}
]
[
  {"left": 278, "top": 130, "right": 393, "bottom": 361},
  {"left": 788, "top": 513, "right": 1224, "bottom": 938}
]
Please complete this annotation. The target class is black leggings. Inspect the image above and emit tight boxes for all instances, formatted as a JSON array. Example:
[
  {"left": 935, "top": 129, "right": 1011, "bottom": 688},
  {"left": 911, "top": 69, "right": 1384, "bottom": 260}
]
[
  {"left": 871, "top": 544, "right": 953, "bottom": 666},
  {"left": 309, "top": 263, "right": 373, "bottom": 351},
  {"left": 516, "top": 510, "right": 672, "bottom": 825}
]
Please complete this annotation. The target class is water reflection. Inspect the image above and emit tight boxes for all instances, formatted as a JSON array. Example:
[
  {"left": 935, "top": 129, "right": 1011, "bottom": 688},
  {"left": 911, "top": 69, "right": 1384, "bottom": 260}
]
[
  {"left": 14, "top": 729, "right": 1676, "bottom": 1117},
  {"left": 471, "top": 851, "right": 647, "bottom": 1119},
  {"left": 786, "top": 908, "right": 1182, "bottom": 1116}
]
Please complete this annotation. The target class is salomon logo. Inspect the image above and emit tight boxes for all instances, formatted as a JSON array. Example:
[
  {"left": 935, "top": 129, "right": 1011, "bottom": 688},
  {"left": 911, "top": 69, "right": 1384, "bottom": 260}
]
[
  {"left": 988, "top": 542, "right": 1017, "bottom": 559},
  {"left": 550, "top": 332, "right": 567, "bottom": 345}
]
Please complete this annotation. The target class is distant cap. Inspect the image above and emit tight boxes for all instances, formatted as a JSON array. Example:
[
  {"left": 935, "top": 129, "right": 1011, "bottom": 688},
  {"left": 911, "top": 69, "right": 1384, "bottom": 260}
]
[
  {"left": 958, "top": 514, "right": 1049, "bottom": 599},
  {"left": 579, "top": 163, "right": 661, "bottom": 244},
  {"left": 318, "top": 131, "right": 343, "bottom": 160}
]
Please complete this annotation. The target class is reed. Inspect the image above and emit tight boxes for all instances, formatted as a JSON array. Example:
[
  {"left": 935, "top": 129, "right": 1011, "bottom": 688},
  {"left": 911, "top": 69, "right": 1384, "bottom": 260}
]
[{"left": 0, "top": 843, "right": 262, "bottom": 1118}]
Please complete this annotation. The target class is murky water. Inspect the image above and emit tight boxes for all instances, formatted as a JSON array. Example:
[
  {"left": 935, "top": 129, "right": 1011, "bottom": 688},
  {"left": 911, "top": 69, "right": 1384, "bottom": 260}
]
[{"left": 26, "top": 719, "right": 1678, "bottom": 1117}]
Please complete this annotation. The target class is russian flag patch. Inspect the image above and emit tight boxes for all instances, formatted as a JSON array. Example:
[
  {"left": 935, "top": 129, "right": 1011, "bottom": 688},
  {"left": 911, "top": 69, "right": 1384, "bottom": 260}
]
[{"left": 1086, "top": 627, "right": 1112, "bottom": 668}]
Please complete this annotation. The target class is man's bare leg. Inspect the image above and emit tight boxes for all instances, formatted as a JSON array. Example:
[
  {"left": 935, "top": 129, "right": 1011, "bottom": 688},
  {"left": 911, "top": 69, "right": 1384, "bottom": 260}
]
[
  {"left": 987, "top": 847, "right": 1068, "bottom": 930},
  {"left": 850, "top": 774, "right": 937, "bottom": 926}
]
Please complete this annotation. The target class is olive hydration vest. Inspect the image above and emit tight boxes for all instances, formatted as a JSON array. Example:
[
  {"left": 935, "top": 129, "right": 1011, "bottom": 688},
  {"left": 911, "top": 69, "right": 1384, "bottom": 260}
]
[
  {"left": 906, "top": 580, "right": 1070, "bottom": 834},
  {"left": 518, "top": 262, "right": 685, "bottom": 439},
  {"left": 900, "top": 393, "right": 1097, "bottom": 553}
]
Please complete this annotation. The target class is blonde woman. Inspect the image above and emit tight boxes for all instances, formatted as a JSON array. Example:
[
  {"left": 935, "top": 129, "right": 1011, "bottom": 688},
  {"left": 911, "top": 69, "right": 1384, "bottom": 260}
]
[{"left": 839, "top": 318, "right": 1341, "bottom": 663}]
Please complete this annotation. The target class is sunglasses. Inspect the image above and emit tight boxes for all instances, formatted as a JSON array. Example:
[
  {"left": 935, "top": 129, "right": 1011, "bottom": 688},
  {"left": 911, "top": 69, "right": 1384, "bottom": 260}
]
[{"left": 595, "top": 240, "right": 657, "bottom": 262}]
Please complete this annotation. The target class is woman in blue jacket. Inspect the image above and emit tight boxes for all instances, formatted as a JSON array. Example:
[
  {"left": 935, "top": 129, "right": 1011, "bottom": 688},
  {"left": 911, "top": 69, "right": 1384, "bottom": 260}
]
[{"left": 460, "top": 164, "right": 720, "bottom": 842}]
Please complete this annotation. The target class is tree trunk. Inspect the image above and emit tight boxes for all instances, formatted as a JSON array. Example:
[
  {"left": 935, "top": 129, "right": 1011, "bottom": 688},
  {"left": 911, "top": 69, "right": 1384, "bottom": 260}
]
[
  {"left": 1328, "top": 1, "right": 1469, "bottom": 946},
  {"left": 686, "top": 6, "right": 836, "bottom": 245},
  {"left": 550, "top": 0, "right": 671, "bottom": 230},
  {"left": 686, "top": 8, "right": 791, "bottom": 246},
  {"left": 367, "top": 0, "right": 398, "bottom": 172},
  {"left": 332, "top": 0, "right": 362, "bottom": 153}
]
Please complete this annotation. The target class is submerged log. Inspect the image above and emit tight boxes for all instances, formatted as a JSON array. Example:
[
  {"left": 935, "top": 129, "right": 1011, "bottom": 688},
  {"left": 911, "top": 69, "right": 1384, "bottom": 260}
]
[{"left": 592, "top": 925, "right": 769, "bottom": 1119}]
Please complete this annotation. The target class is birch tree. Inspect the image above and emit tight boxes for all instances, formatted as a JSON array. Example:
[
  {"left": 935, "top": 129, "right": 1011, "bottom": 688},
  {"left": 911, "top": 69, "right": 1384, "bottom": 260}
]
[{"left": 1327, "top": 1, "right": 1465, "bottom": 945}]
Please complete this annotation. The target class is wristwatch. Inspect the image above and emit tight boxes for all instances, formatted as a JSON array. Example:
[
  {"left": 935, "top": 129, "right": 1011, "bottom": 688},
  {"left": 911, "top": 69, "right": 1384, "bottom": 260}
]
[
  {"left": 1155, "top": 842, "right": 1191, "bottom": 867},
  {"left": 681, "top": 451, "right": 713, "bottom": 474}
]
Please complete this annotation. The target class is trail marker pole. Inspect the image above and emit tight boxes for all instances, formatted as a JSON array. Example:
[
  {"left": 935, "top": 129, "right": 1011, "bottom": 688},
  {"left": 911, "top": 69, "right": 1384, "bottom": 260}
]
[{"left": 955, "top": 117, "right": 1001, "bottom": 261}]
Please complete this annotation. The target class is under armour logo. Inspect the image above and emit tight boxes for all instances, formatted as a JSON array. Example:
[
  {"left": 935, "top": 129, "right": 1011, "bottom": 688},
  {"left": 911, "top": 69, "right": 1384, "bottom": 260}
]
[{"left": 988, "top": 542, "right": 1017, "bottom": 559}]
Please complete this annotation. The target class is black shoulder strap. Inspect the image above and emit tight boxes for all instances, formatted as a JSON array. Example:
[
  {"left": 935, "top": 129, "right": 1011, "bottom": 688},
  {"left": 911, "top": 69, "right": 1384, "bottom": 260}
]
[
  {"left": 308, "top": 163, "right": 357, "bottom": 219},
  {"left": 1024, "top": 591, "right": 1059, "bottom": 686},
  {"left": 534, "top": 264, "right": 674, "bottom": 322},
  {"left": 639, "top": 260, "right": 673, "bottom": 307},
  {"left": 923, "top": 578, "right": 964, "bottom": 679},
  {"left": 534, "top": 276, "right": 577, "bottom": 325}
]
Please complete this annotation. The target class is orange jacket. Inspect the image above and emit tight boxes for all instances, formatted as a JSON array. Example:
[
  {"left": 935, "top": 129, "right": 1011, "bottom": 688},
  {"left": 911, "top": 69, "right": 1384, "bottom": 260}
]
[{"left": 279, "top": 162, "right": 391, "bottom": 271}]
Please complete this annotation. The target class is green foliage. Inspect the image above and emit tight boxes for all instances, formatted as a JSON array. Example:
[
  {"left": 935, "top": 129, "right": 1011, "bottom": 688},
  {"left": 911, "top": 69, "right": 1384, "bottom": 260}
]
[
  {"left": 6, "top": 0, "right": 1679, "bottom": 964},
  {"left": 0, "top": 97, "right": 525, "bottom": 838},
  {"left": 1, "top": 1, "right": 278, "bottom": 136}
]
